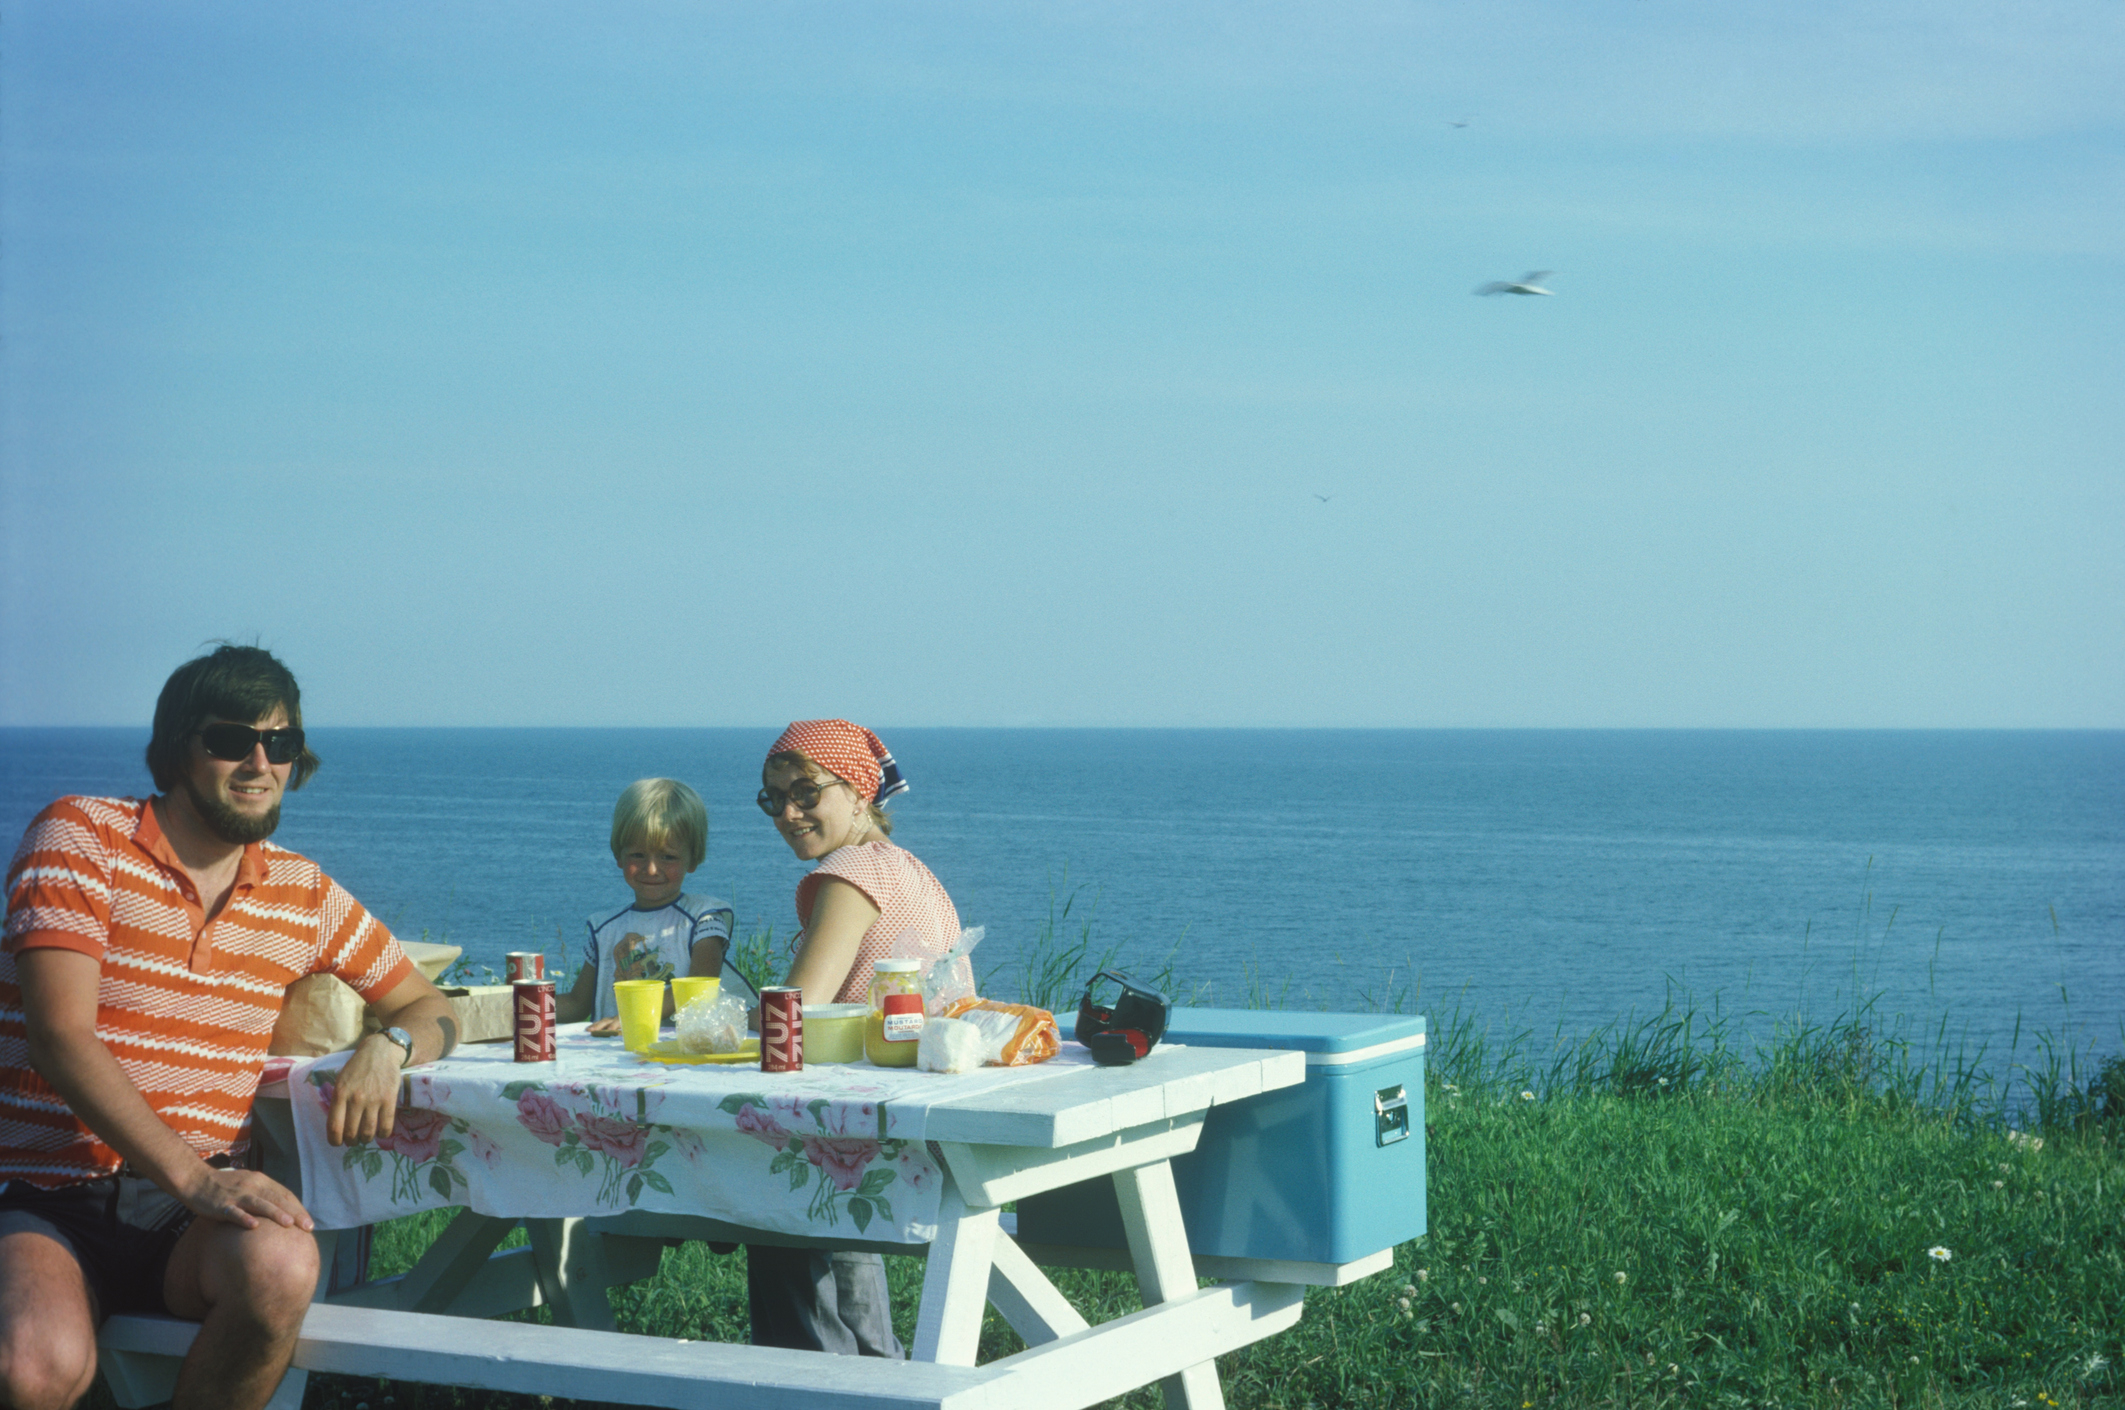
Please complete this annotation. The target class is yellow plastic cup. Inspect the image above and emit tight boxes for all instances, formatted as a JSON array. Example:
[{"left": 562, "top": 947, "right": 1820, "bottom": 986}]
[
  {"left": 614, "top": 979, "right": 668, "bottom": 1052},
  {"left": 671, "top": 976, "right": 721, "bottom": 1015}
]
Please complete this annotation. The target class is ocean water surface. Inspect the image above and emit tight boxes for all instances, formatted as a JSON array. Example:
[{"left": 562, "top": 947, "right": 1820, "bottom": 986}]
[{"left": 4, "top": 728, "right": 2119, "bottom": 1072}]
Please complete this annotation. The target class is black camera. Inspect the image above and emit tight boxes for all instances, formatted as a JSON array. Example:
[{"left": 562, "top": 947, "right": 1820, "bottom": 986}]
[{"left": 1074, "top": 971, "right": 1171, "bottom": 1066}]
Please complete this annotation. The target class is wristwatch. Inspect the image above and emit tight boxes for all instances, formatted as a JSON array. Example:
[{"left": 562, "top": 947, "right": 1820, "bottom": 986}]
[{"left": 379, "top": 1025, "right": 416, "bottom": 1068}]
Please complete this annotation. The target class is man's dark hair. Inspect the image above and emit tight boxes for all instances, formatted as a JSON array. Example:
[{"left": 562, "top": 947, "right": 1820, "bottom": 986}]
[{"left": 145, "top": 644, "right": 321, "bottom": 792}]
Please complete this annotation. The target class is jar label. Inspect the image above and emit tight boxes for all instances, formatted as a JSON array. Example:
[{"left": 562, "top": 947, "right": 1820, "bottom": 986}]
[{"left": 881, "top": 992, "right": 924, "bottom": 1042}]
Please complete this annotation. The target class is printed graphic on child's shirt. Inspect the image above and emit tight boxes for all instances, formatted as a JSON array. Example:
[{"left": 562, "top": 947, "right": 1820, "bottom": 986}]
[{"left": 611, "top": 932, "right": 676, "bottom": 983}]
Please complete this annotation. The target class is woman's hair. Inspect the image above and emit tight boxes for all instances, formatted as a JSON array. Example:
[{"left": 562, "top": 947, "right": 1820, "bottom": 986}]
[
  {"left": 610, "top": 778, "right": 709, "bottom": 869},
  {"left": 146, "top": 643, "right": 321, "bottom": 792},
  {"left": 766, "top": 749, "right": 894, "bottom": 838}
]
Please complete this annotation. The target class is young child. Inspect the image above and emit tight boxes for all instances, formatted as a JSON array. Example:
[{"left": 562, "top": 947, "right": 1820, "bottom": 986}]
[{"left": 556, "top": 778, "right": 756, "bottom": 1032}]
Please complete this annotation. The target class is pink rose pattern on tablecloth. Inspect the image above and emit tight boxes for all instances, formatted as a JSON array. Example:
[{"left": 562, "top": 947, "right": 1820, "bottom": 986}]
[
  {"left": 734, "top": 1103, "right": 792, "bottom": 1149},
  {"left": 306, "top": 1068, "right": 471, "bottom": 1204},
  {"left": 893, "top": 1145, "right": 936, "bottom": 1196},
  {"left": 297, "top": 1051, "right": 944, "bottom": 1233},
  {"left": 718, "top": 1091, "right": 916, "bottom": 1233},
  {"left": 375, "top": 1107, "right": 449, "bottom": 1165},
  {"left": 576, "top": 1112, "right": 652, "bottom": 1168},
  {"left": 516, "top": 1091, "right": 573, "bottom": 1146},
  {"left": 465, "top": 1126, "right": 505, "bottom": 1168},
  {"left": 802, "top": 1135, "right": 882, "bottom": 1191},
  {"left": 501, "top": 1079, "right": 676, "bottom": 1205}
]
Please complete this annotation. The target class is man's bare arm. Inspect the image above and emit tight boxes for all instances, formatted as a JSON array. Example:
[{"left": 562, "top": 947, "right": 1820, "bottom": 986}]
[
  {"left": 17, "top": 946, "right": 312, "bottom": 1231},
  {"left": 369, "top": 967, "right": 458, "bottom": 1062},
  {"left": 325, "top": 967, "right": 458, "bottom": 1147}
]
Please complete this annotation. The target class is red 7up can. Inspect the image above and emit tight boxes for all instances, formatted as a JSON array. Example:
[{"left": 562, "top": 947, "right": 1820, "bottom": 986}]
[{"left": 759, "top": 987, "right": 803, "bottom": 1072}]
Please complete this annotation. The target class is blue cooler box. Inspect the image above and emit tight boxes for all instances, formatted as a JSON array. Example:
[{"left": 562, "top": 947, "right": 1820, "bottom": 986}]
[{"left": 1018, "top": 1010, "right": 1426, "bottom": 1266}]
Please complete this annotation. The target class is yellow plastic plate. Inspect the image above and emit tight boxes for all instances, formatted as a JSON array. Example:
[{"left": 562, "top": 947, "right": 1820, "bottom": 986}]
[{"left": 640, "top": 1039, "right": 760, "bottom": 1066}]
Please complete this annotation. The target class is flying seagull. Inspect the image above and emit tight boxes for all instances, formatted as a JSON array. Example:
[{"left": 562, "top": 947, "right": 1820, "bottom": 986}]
[
  {"left": 1476, "top": 270, "right": 1555, "bottom": 297},
  {"left": 1313, "top": 494, "right": 1334, "bottom": 503},
  {"left": 1446, "top": 117, "right": 1472, "bottom": 129}
]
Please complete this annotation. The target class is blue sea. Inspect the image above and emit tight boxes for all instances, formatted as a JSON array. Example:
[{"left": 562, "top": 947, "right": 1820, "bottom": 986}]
[{"left": 4, "top": 729, "right": 2120, "bottom": 1072}]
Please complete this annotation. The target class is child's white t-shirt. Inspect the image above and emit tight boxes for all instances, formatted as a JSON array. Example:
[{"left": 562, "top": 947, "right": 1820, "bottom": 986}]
[{"left": 583, "top": 893, "right": 751, "bottom": 1021}]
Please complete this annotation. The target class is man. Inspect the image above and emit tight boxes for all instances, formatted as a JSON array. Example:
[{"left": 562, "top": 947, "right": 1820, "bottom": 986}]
[{"left": 0, "top": 645, "right": 458, "bottom": 1410}]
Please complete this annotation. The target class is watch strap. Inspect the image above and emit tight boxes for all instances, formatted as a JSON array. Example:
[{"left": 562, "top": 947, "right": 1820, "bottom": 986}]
[{"left": 380, "top": 1025, "right": 416, "bottom": 1067}]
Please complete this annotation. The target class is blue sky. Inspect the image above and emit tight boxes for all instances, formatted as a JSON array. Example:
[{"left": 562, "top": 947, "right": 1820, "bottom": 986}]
[{"left": 3, "top": 1, "right": 2119, "bottom": 727}]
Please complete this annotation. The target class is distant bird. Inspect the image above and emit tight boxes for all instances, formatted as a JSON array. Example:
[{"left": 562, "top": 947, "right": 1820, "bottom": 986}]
[
  {"left": 1475, "top": 270, "right": 1555, "bottom": 297},
  {"left": 1313, "top": 494, "right": 1334, "bottom": 503},
  {"left": 1446, "top": 117, "right": 1472, "bottom": 128}
]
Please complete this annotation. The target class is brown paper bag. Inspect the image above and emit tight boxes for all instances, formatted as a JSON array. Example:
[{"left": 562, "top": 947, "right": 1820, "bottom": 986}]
[
  {"left": 266, "top": 942, "right": 465, "bottom": 1057},
  {"left": 268, "top": 974, "right": 368, "bottom": 1056}
]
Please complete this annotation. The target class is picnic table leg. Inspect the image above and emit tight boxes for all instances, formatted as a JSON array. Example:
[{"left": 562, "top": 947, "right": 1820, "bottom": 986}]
[
  {"left": 525, "top": 1217, "right": 622, "bottom": 1332},
  {"left": 986, "top": 1230, "right": 1091, "bottom": 1347},
  {"left": 389, "top": 1210, "right": 521, "bottom": 1313},
  {"left": 1114, "top": 1160, "right": 1227, "bottom": 1410},
  {"left": 910, "top": 1178, "right": 1001, "bottom": 1366}
]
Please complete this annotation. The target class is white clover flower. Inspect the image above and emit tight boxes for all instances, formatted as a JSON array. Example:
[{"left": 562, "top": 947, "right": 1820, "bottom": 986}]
[
  {"left": 1451, "top": 1302, "right": 1462, "bottom": 1314},
  {"left": 1992, "top": 1180, "right": 2005, "bottom": 1190},
  {"left": 1613, "top": 1271, "right": 1628, "bottom": 1284},
  {"left": 1927, "top": 1246, "right": 1952, "bottom": 1263},
  {"left": 1401, "top": 1283, "right": 1417, "bottom": 1297},
  {"left": 1578, "top": 1312, "right": 1592, "bottom": 1327},
  {"left": 1656, "top": 1076, "right": 1669, "bottom": 1086},
  {"left": 1415, "top": 1269, "right": 1429, "bottom": 1282},
  {"left": 1478, "top": 1276, "right": 1488, "bottom": 1285},
  {"left": 1397, "top": 1297, "right": 1412, "bottom": 1312}
]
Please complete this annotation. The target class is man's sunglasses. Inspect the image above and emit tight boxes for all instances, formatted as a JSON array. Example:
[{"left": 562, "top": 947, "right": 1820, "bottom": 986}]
[
  {"left": 756, "top": 777, "right": 844, "bottom": 815},
  {"left": 195, "top": 723, "right": 307, "bottom": 765}
]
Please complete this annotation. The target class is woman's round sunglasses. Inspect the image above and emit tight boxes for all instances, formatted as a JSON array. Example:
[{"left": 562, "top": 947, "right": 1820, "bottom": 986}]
[
  {"left": 756, "top": 777, "right": 845, "bottom": 815},
  {"left": 195, "top": 723, "right": 307, "bottom": 765}
]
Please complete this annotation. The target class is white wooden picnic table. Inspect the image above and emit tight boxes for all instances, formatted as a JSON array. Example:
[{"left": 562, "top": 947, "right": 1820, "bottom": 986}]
[{"left": 98, "top": 1040, "right": 1393, "bottom": 1410}]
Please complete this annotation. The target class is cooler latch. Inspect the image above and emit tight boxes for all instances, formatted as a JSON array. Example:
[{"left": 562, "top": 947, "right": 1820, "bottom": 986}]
[{"left": 1374, "top": 1084, "right": 1410, "bottom": 1146}]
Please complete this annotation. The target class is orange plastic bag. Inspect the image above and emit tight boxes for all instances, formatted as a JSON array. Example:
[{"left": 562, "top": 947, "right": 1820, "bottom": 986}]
[{"left": 941, "top": 998, "right": 1061, "bottom": 1066}]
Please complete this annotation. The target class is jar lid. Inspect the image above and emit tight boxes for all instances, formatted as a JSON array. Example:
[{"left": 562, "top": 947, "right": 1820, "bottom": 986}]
[{"left": 873, "top": 959, "right": 922, "bottom": 974}]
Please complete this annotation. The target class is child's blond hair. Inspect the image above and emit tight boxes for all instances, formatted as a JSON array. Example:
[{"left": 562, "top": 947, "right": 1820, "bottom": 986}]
[{"left": 610, "top": 778, "right": 708, "bottom": 870}]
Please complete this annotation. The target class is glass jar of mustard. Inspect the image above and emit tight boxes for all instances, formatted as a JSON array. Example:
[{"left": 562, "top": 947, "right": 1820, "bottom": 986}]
[{"left": 865, "top": 959, "right": 925, "bottom": 1067}]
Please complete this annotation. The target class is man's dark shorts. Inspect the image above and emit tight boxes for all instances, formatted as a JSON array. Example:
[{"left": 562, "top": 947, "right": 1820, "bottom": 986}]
[{"left": 0, "top": 1174, "right": 196, "bottom": 1319}]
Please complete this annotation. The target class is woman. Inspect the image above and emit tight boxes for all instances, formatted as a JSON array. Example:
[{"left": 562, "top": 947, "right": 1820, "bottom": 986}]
[{"left": 749, "top": 718, "right": 962, "bottom": 1358}]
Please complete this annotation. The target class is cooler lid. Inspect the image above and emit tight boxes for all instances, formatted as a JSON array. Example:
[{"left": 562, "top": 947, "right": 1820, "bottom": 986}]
[{"left": 1164, "top": 1009, "right": 1426, "bottom": 1066}]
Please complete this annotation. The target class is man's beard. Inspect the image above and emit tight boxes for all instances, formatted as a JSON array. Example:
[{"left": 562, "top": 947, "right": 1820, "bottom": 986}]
[{"left": 182, "top": 775, "right": 282, "bottom": 844}]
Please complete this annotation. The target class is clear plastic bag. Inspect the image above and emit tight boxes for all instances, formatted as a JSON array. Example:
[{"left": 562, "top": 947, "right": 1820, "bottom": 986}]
[
  {"left": 887, "top": 925, "right": 986, "bottom": 1016},
  {"left": 674, "top": 987, "right": 751, "bottom": 1054},
  {"left": 941, "top": 997, "right": 1060, "bottom": 1066}
]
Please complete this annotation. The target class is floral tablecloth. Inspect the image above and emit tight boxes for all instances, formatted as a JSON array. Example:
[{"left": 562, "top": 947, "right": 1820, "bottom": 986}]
[{"left": 288, "top": 1026, "right": 1069, "bottom": 1241}]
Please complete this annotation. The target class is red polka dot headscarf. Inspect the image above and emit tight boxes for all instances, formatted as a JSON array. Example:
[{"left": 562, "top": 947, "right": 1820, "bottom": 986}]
[{"left": 765, "top": 720, "right": 910, "bottom": 806}]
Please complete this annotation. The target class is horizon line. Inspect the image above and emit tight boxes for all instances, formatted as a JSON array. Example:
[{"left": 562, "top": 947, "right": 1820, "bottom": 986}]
[{"left": 4, "top": 722, "right": 2121, "bottom": 734}]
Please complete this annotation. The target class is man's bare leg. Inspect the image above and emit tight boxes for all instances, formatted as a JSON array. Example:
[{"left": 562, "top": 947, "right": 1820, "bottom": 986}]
[
  {"left": 0, "top": 1230, "right": 100, "bottom": 1410},
  {"left": 162, "top": 1215, "right": 318, "bottom": 1410}
]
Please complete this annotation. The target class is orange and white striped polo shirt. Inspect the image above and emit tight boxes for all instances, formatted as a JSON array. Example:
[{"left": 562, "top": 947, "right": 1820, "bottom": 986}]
[
  {"left": 1, "top": 795, "right": 412, "bottom": 1188},
  {"left": 796, "top": 840, "right": 962, "bottom": 1004}
]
